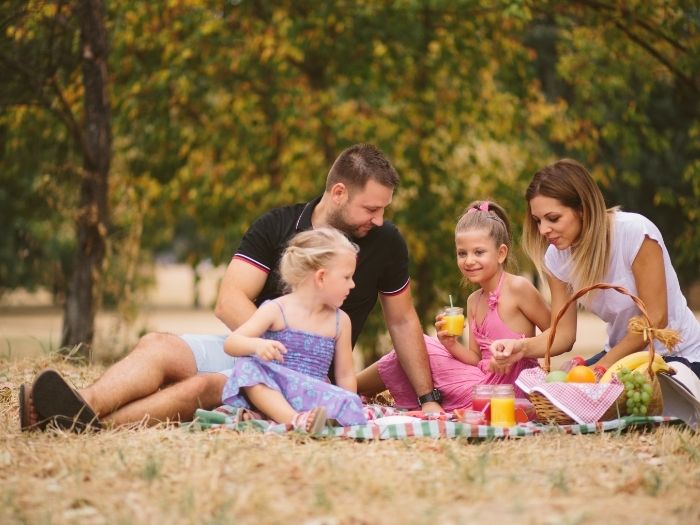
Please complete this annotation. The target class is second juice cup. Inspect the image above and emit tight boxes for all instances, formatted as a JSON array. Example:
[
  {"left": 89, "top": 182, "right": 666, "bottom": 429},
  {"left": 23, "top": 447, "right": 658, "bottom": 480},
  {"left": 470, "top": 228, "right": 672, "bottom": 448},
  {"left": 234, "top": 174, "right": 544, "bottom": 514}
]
[{"left": 490, "top": 384, "right": 516, "bottom": 427}]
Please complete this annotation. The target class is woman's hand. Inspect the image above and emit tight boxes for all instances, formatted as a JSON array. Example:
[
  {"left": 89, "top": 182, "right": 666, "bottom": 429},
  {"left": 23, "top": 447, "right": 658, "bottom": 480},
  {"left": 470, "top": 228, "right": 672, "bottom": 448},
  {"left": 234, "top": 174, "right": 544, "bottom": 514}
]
[
  {"left": 488, "top": 338, "right": 525, "bottom": 374},
  {"left": 253, "top": 339, "right": 287, "bottom": 363}
]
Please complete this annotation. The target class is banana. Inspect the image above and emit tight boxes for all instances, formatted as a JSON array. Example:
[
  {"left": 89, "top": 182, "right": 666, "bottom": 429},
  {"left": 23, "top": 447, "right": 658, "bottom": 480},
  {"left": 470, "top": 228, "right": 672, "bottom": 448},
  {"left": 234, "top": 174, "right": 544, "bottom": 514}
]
[
  {"left": 632, "top": 360, "right": 672, "bottom": 376},
  {"left": 599, "top": 351, "right": 668, "bottom": 383}
]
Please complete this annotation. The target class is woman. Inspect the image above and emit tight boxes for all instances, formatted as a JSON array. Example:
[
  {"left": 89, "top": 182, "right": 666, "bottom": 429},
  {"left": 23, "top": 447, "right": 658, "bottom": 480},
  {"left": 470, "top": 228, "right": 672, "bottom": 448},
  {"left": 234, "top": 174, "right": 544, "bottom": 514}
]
[{"left": 489, "top": 159, "right": 700, "bottom": 379}]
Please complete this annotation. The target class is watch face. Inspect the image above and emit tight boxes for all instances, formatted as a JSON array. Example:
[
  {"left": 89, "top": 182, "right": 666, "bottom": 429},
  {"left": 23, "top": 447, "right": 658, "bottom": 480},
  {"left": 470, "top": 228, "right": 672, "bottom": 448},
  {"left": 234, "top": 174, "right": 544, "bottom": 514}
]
[{"left": 419, "top": 389, "right": 441, "bottom": 404}]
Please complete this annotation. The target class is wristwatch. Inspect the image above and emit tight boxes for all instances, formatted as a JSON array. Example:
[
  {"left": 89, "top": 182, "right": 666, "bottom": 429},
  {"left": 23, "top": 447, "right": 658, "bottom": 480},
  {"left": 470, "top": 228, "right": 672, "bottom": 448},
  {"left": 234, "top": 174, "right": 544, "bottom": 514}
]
[{"left": 417, "top": 388, "right": 442, "bottom": 405}]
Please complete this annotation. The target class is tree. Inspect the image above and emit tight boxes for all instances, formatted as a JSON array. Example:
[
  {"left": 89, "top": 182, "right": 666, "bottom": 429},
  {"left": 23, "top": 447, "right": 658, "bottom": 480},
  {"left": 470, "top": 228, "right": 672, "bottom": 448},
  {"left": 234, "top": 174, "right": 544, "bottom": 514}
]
[
  {"left": 524, "top": 0, "right": 700, "bottom": 287},
  {"left": 0, "top": 0, "right": 111, "bottom": 355}
]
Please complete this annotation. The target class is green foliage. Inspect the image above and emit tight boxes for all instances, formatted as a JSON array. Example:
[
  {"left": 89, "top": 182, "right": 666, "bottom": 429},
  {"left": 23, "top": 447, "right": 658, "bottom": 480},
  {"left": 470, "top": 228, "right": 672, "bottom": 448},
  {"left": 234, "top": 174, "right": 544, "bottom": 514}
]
[
  {"left": 1, "top": 0, "right": 699, "bottom": 357},
  {"left": 526, "top": 0, "right": 700, "bottom": 285},
  {"left": 0, "top": 0, "right": 81, "bottom": 296}
]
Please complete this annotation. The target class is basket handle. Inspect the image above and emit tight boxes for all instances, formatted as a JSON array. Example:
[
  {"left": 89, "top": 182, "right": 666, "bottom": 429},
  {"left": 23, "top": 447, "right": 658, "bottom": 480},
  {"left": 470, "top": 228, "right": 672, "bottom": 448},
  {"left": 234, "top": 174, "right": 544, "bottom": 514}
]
[{"left": 543, "top": 282, "right": 655, "bottom": 374}]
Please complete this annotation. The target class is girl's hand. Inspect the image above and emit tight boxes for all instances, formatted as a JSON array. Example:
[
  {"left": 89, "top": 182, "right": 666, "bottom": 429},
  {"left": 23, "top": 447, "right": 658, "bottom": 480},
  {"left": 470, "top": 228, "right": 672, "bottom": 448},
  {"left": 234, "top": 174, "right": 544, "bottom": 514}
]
[
  {"left": 253, "top": 339, "right": 287, "bottom": 363},
  {"left": 434, "top": 312, "right": 458, "bottom": 350}
]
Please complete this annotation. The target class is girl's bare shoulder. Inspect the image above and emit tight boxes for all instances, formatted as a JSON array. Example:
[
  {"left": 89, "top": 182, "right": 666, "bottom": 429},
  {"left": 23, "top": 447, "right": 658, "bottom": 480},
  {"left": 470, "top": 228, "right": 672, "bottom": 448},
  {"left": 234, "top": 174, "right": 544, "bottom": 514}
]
[
  {"left": 256, "top": 298, "right": 285, "bottom": 328},
  {"left": 466, "top": 288, "right": 481, "bottom": 306},
  {"left": 338, "top": 308, "right": 351, "bottom": 325},
  {"left": 504, "top": 273, "right": 539, "bottom": 296}
]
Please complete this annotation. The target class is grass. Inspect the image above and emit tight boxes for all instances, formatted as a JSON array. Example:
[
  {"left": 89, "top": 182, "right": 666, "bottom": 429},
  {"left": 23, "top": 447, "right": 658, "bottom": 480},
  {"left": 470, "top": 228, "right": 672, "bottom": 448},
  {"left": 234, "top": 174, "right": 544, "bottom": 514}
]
[{"left": 1, "top": 357, "right": 700, "bottom": 525}]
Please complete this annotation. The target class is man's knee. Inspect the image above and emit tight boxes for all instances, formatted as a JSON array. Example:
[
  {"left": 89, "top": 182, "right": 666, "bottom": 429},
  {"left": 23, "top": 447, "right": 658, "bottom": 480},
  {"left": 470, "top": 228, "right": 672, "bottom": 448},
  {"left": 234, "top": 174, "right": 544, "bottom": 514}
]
[
  {"left": 183, "top": 374, "right": 226, "bottom": 408},
  {"left": 132, "top": 332, "right": 192, "bottom": 360},
  {"left": 134, "top": 332, "right": 186, "bottom": 353}
]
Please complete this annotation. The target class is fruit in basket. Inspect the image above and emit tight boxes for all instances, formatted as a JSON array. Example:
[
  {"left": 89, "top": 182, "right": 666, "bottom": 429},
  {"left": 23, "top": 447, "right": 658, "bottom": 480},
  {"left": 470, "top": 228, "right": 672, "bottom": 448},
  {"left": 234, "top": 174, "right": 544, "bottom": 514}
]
[
  {"left": 566, "top": 365, "right": 596, "bottom": 383},
  {"left": 545, "top": 370, "right": 568, "bottom": 383},
  {"left": 618, "top": 367, "right": 653, "bottom": 416},
  {"left": 599, "top": 351, "right": 671, "bottom": 383}
]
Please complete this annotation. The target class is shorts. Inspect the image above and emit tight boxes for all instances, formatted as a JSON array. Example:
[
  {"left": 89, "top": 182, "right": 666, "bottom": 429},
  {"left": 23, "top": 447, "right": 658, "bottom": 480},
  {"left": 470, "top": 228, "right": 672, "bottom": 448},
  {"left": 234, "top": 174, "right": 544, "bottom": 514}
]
[{"left": 179, "top": 334, "right": 236, "bottom": 378}]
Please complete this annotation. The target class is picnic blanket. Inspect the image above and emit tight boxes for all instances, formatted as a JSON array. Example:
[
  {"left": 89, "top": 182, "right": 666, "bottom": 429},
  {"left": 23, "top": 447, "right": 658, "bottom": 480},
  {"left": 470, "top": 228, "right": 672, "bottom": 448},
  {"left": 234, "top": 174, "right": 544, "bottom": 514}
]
[{"left": 189, "top": 404, "right": 681, "bottom": 439}]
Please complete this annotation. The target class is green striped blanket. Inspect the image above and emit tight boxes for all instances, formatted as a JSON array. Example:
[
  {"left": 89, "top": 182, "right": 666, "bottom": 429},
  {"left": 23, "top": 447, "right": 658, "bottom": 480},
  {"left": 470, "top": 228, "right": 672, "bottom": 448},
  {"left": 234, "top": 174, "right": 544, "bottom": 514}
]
[{"left": 189, "top": 404, "right": 680, "bottom": 439}]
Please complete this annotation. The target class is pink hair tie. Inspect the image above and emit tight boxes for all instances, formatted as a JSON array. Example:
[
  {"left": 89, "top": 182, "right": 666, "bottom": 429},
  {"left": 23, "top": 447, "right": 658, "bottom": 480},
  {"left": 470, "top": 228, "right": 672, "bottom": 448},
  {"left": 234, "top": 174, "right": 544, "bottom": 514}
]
[{"left": 467, "top": 201, "right": 491, "bottom": 214}]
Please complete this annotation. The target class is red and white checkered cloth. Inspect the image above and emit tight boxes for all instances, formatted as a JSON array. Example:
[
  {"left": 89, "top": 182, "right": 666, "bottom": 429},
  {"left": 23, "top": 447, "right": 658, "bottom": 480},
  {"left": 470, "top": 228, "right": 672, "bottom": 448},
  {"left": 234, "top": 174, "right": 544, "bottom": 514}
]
[{"left": 515, "top": 367, "right": 624, "bottom": 424}]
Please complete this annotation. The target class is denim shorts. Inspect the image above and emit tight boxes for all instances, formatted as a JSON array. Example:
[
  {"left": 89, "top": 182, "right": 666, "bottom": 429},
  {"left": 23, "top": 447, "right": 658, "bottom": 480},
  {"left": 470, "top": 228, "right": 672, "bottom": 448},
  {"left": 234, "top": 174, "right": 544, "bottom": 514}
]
[{"left": 179, "top": 334, "right": 235, "bottom": 377}]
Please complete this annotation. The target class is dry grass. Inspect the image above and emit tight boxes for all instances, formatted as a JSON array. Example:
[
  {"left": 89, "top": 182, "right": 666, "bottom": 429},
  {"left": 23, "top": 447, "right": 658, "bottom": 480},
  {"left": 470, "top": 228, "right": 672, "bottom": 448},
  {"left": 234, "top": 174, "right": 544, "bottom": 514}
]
[{"left": 2, "top": 357, "right": 700, "bottom": 525}]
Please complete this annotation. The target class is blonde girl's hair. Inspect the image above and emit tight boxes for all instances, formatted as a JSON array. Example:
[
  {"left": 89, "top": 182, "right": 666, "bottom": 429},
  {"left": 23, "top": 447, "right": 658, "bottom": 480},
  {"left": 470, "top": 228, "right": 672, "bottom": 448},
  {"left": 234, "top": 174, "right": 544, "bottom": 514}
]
[
  {"left": 279, "top": 227, "right": 359, "bottom": 291},
  {"left": 523, "top": 159, "right": 612, "bottom": 296},
  {"left": 455, "top": 200, "right": 513, "bottom": 269}
]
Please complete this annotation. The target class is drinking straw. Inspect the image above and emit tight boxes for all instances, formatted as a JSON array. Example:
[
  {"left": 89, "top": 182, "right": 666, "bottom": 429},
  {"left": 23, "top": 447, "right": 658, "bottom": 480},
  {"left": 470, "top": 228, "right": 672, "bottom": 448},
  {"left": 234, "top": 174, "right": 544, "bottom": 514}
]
[{"left": 449, "top": 295, "right": 454, "bottom": 308}]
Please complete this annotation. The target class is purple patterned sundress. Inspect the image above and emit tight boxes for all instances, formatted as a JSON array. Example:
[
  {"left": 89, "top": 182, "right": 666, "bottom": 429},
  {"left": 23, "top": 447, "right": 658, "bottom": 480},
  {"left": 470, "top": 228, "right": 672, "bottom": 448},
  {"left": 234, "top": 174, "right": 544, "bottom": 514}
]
[{"left": 221, "top": 301, "right": 366, "bottom": 426}]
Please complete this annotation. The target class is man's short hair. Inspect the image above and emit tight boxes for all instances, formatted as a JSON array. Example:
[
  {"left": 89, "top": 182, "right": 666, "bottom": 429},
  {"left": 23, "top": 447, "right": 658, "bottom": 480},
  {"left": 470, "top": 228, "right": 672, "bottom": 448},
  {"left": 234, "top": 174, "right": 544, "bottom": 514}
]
[{"left": 325, "top": 143, "right": 399, "bottom": 192}]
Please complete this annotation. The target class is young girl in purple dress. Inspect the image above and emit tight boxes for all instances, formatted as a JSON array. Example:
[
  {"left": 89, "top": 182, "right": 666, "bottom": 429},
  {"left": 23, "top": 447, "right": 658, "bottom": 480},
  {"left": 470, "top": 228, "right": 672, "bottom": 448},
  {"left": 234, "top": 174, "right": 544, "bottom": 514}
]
[
  {"left": 222, "top": 227, "right": 366, "bottom": 434},
  {"left": 357, "top": 201, "right": 551, "bottom": 411}
]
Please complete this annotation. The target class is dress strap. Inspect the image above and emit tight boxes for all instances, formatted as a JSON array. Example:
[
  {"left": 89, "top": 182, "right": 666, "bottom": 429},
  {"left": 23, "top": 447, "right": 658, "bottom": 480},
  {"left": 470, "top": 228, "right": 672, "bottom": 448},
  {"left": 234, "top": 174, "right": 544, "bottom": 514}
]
[
  {"left": 494, "top": 271, "right": 506, "bottom": 293},
  {"left": 271, "top": 300, "right": 289, "bottom": 328},
  {"left": 334, "top": 308, "right": 340, "bottom": 340}
]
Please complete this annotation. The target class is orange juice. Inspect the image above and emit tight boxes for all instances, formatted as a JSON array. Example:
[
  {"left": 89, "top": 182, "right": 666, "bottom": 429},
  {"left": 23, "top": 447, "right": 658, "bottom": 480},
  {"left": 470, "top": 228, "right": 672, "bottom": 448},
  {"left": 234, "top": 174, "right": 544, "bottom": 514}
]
[
  {"left": 490, "top": 384, "right": 516, "bottom": 427},
  {"left": 443, "top": 307, "right": 464, "bottom": 336}
]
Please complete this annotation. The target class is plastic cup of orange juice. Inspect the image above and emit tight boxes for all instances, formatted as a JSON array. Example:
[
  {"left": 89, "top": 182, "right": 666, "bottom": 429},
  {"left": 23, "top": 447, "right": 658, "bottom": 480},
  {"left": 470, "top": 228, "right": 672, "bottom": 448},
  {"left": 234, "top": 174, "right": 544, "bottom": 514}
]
[
  {"left": 442, "top": 306, "right": 464, "bottom": 336},
  {"left": 490, "top": 384, "right": 516, "bottom": 427}
]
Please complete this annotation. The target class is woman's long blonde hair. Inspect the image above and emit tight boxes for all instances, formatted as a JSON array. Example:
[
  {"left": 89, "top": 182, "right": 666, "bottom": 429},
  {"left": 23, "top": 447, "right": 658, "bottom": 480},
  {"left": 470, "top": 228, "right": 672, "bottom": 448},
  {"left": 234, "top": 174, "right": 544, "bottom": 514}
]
[{"left": 523, "top": 159, "right": 614, "bottom": 297}]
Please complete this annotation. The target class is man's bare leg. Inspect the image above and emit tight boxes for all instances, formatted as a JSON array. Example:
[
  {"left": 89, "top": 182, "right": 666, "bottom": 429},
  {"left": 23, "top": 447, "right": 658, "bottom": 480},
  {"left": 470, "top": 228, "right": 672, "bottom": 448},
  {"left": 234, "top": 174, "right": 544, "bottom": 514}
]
[
  {"left": 105, "top": 372, "right": 228, "bottom": 426},
  {"left": 356, "top": 362, "right": 386, "bottom": 397},
  {"left": 79, "top": 333, "right": 198, "bottom": 418}
]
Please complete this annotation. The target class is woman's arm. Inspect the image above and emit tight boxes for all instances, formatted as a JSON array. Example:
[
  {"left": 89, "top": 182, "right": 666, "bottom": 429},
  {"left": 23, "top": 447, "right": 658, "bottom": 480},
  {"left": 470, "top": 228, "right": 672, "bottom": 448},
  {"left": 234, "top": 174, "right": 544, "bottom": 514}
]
[
  {"left": 224, "top": 302, "right": 287, "bottom": 362},
  {"left": 594, "top": 237, "right": 667, "bottom": 370},
  {"left": 333, "top": 313, "right": 357, "bottom": 393}
]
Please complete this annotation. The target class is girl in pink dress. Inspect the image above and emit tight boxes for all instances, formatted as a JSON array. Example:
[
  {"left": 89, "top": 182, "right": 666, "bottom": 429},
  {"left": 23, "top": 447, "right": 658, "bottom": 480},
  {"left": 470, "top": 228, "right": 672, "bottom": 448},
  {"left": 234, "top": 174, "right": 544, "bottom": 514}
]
[{"left": 357, "top": 200, "right": 551, "bottom": 411}]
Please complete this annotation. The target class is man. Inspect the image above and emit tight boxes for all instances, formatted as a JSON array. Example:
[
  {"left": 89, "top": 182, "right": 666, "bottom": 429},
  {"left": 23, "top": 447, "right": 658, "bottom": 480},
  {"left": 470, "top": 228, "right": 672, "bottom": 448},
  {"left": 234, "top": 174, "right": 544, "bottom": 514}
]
[{"left": 23, "top": 143, "right": 442, "bottom": 431}]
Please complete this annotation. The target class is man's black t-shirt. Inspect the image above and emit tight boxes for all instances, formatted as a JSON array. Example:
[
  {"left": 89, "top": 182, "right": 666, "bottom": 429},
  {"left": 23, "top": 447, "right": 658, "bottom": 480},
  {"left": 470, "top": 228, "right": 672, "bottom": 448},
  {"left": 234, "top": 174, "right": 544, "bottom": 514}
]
[{"left": 233, "top": 196, "right": 410, "bottom": 347}]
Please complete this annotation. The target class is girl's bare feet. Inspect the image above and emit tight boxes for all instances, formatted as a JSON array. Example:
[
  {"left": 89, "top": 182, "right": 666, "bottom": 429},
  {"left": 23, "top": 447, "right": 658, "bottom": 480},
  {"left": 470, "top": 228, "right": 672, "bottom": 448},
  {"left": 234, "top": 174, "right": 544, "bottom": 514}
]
[
  {"left": 291, "top": 406, "right": 327, "bottom": 435},
  {"left": 234, "top": 407, "right": 265, "bottom": 422}
]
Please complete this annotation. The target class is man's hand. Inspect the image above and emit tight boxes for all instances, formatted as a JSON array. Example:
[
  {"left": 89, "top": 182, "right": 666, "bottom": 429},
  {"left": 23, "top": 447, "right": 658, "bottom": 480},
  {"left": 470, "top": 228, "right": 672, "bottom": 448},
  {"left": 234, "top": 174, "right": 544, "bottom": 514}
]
[
  {"left": 420, "top": 401, "right": 443, "bottom": 414},
  {"left": 253, "top": 339, "right": 287, "bottom": 363}
]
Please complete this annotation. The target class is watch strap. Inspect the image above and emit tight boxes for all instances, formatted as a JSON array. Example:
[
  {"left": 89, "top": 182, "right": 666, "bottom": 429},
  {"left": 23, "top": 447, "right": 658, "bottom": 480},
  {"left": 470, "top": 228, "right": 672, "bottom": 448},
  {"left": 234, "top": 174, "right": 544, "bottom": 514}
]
[{"left": 417, "top": 388, "right": 442, "bottom": 405}]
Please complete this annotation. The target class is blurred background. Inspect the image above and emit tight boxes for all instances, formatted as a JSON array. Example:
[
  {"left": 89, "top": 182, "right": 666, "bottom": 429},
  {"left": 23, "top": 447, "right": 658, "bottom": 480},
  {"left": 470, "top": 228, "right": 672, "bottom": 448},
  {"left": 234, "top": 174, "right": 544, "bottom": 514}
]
[{"left": 1, "top": 0, "right": 699, "bottom": 365}]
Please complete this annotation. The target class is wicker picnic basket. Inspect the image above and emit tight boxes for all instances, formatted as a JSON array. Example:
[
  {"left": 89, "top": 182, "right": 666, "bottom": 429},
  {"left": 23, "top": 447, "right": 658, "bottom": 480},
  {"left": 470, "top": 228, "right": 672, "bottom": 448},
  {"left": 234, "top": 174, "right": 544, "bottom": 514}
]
[{"left": 529, "top": 283, "right": 677, "bottom": 425}]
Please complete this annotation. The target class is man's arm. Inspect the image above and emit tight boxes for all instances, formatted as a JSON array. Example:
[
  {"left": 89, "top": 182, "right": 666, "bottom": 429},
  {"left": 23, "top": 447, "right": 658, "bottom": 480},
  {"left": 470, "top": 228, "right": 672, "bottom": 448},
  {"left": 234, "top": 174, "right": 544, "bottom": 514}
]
[
  {"left": 379, "top": 284, "right": 442, "bottom": 412},
  {"left": 214, "top": 258, "right": 268, "bottom": 331}
]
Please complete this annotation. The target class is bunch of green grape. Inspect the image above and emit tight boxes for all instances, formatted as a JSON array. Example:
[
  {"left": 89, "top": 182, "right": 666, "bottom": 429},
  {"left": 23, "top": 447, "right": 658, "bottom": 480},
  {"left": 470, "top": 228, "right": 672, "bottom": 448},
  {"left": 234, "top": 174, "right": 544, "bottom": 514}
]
[{"left": 618, "top": 367, "right": 653, "bottom": 416}]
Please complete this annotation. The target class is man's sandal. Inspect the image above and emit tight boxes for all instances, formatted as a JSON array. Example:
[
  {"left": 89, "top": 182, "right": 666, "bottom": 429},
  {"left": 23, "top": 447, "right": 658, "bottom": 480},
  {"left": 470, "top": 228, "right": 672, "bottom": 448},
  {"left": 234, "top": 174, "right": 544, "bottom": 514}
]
[
  {"left": 32, "top": 369, "right": 102, "bottom": 432},
  {"left": 19, "top": 383, "right": 49, "bottom": 432},
  {"left": 291, "top": 406, "right": 327, "bottom": 435}
]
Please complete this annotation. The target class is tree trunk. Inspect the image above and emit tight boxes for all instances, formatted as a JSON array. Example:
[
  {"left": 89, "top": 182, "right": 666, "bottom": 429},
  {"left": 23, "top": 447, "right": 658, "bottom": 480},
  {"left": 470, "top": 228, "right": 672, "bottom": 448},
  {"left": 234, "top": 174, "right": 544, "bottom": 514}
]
[{"left": 61, "top": 0, "right": 111, "bottom": 356}]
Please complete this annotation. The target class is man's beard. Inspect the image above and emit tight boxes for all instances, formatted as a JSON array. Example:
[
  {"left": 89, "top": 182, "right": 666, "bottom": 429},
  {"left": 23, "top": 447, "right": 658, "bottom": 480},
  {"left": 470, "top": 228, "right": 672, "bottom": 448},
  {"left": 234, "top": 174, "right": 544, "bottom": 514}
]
[{"left": 326, "top": 207, "right": 372, "bottom": 238}]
